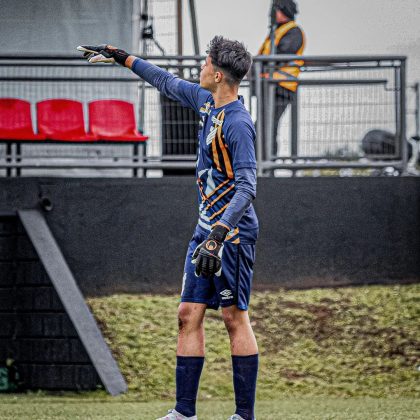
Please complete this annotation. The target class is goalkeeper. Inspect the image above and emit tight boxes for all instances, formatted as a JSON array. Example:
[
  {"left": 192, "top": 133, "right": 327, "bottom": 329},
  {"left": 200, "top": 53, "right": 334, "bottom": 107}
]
[{"left": 78, "top": 38, "right": 259, "bottom": 420}]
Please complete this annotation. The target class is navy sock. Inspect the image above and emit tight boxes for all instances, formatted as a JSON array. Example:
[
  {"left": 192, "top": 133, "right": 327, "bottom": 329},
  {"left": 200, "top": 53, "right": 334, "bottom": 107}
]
[
  {"left": 175, "top": 356, "right": 204, "bottom": 417},
  {"left": 232, "top": 354, "right": 259, "bottom": 420}
]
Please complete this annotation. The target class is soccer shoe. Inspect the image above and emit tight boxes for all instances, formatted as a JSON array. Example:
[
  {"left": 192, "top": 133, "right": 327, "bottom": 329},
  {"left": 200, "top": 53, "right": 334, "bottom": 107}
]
[
  {"left": 227, "top": 416, "right": 254, "bottom": 420},
  {"left": 156, "top": 408, "right": 197, "bottom": 420}
]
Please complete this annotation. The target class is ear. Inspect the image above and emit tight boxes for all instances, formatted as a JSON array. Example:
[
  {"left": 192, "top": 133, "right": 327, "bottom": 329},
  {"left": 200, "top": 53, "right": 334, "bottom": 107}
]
[{"left": 214, "top": 70, "right": 223, "bottom": 83}]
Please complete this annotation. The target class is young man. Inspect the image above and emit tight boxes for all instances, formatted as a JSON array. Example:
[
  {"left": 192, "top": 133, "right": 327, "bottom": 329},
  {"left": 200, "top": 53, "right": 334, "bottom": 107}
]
[{"left": 78, "top": 37, "right": 259, "bottom": 420}]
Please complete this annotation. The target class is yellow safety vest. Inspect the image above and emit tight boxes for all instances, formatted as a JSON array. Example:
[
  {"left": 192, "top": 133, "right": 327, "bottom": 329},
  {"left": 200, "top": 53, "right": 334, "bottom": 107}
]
[{"left": 258, "top": 21, "right": 305, "bottom": 92}]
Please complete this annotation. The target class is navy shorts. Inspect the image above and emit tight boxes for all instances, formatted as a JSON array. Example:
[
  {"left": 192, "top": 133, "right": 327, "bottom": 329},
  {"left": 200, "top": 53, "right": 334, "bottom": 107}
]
[{"left": 181, "top": 231, "right": 256, "bottom": 311}]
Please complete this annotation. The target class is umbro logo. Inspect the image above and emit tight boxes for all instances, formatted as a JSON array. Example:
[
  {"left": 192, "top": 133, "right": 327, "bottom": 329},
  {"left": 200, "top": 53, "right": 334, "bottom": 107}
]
[{"left": 220, "top": 289, "right": 233, "bottom": 300}]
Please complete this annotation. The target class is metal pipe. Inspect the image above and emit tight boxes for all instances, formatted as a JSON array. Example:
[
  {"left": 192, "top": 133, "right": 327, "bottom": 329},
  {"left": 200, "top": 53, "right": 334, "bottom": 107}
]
[
  {"left": 189, "top": 0, "right": 200, "bottom": 55},
  {"left": 291, "top": 92, "right": 298, "bottom": 157},
  {"left": 0, "top": 54, "right": 407, "bottom": 62},
  {"left": 399, "top": 59, "right": 408, "bottom": 174},
  {"left": 177, "top": 0, "right": 183, "bottom": 56},
  {"left": 0, "top": 160, "right": 403, "bottom": 171},
  {"left": 415, "top": 82, "right": 420, "bottom": 138},
  {"left": 254, "top": 61, "right": 264, "bottom": 177}
]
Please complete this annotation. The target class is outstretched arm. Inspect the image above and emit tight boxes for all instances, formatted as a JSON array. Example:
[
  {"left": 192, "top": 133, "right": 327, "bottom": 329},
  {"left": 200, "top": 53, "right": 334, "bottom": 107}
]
[
  {"left": 127, "top": 56, "right": 211, "bottom": 114},
  {"left": 77, "top": 44, "right": 210, "bottom": 114}
]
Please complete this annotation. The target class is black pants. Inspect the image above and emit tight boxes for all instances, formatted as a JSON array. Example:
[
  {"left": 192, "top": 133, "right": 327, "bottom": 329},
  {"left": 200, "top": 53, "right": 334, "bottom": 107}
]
[{"left": 258, "top": 87, "right": 295, "bottom": 160}]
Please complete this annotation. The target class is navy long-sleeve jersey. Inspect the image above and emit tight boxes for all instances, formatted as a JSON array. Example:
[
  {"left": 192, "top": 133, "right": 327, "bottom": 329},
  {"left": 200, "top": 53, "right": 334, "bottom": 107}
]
[{"left": 132, "top": 58, "right": 259, "bottom": 244}]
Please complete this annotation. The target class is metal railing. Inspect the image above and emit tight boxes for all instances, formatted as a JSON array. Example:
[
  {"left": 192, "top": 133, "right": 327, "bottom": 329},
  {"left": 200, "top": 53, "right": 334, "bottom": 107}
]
[{"left": 0, "top": 54, "right": 413, "bottom": 177}]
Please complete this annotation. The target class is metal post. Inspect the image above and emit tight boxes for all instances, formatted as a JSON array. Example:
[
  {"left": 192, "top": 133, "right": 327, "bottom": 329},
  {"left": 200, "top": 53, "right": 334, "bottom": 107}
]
[
  {"left": 266, "top": 81, "right": 275, "bottom": 163},
  {"left": 132, "top": 0, "right": 142, "bottom": 54},
  {"left": 399, "top": 60, "right": 408, "bottom": 175},
  {"left": 254, "top": 61, "right": 264, "bottom": 177},
  {"left": 291, "top": 91, "right": 299, "bottom": 157},
  {"left": 415, "top": 82, "right": 420, "bottom": 138},
  {"left": 394, "top": 66, "right": 401, "bottom": 159},
  {"left": 177, "top": 0, "right": 183, "bottom": 56},
  {"left": 189, "top": 0, "right": 200, "bottom": 55}
]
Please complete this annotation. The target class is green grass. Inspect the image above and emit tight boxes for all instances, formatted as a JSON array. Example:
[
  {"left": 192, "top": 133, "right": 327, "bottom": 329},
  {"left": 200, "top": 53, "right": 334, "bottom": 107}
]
[
  {"left": 0, "top": 396, "right": 419, "bottom": 419},
  {"left": 83, "top": 284, "right": 420, "bottom": 400},
  {"left": 0, "top": 284, "right": 419, "bottom": 419}
]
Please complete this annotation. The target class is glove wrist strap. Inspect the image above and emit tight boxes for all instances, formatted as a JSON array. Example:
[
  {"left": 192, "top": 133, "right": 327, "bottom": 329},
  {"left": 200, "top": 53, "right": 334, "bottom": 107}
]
[
  {"left": 208, "top": 224, "right": 229, "bottom": 243},
  {"left": 111, "top": 49, "right": 130, "bottom": 66}
]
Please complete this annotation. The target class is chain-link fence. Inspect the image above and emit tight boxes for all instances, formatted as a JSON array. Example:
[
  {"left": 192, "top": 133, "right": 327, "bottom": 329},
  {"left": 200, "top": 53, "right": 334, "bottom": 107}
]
[{"left": 0, "top": 54, "right": 413, "bottom": 177}]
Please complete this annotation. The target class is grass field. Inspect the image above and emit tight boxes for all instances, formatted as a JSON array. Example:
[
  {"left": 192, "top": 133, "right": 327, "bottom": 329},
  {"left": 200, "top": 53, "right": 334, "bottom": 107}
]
[
  {"left": 0, "top": 395, "right": 419, "bottom": 419},
  {"left": 0, "top": 284, "right": 419, "bottom": 419},
  {"left": 87, "top": 284, "right": 419, "bottom": 400}
]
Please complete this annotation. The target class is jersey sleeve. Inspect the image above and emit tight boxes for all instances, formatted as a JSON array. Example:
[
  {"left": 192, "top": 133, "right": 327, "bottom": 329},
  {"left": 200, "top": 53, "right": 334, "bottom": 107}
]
[
  {"left": 131, "top": 58, "right": 211, "bottom": 114},
  {"left": 218, "top": 167, "right": 257, "bottom": 230},
  {"left": 225, "top": 118, "right": 257, "bottom": 171},
  {"left": 217, "top": 117, "right": 257, "bottom": 230}
]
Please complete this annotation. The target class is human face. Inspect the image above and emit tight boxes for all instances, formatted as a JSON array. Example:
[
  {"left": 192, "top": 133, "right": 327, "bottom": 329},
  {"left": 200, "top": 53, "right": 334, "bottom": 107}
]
[
  {"left": 200, "top": 56, "right": 220, "bottom": 91},
  {"left": 275, "top": 9, "right": 290, "bottom": 24}
]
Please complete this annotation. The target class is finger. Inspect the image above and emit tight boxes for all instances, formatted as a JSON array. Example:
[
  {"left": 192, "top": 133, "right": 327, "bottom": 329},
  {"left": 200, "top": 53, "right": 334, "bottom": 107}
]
[
  {"left": 215, "top": 261, "right": 222, "bottom": 277},
  {"left": 201, "top": 257, "right": 210, "bottom": 277},
  {"left": 89, "top": 54, "right": 115, "bottom": 64},
  {"left": 191, "top": 246, "right": 200, "bottom": 263},
  {"left": 77, "top": 45, "right": 102, "bottom": 54},
  {"left": 207, "top": 257, "right": 215, "bottom": 276},
  {"left": 194, "top": 255, "right": 202, "bottom": 277}
]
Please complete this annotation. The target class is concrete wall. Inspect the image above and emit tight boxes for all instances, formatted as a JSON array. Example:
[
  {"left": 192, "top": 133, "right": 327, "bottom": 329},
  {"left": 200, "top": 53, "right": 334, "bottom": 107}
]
[{"left": 0, "top": 177, "right": 419, "bottom": 296}]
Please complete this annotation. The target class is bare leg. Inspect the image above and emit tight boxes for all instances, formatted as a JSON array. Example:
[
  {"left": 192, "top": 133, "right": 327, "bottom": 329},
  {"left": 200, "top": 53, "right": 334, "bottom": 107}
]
[
  {"left": 177, "top": 302, "right": 207, "bottom": 356},
  {"left": 222, "top": 305, "right": 258, "bottom": 355}
]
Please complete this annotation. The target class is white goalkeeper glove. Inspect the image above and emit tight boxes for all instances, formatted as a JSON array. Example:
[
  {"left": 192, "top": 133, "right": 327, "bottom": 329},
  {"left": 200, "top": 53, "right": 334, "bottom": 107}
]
[{"left": 76, "top": 44, "right": 129, "bottom": 65}]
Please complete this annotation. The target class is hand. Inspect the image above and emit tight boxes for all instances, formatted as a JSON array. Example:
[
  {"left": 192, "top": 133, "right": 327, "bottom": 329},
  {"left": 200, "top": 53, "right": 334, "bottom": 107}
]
[
  {"left": 76, "top": 44, "right": 129, "bottom": 65},
  {"left": 192, "top": 224, "right": 229, "bottom": 277}
]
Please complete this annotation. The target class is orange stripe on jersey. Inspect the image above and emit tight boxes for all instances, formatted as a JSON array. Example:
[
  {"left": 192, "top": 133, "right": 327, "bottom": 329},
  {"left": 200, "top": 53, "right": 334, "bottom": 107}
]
[
  {"left": 205, "top": 179, "right": 230, "bottom": 200},
  {"left": 198, "top": 180, "right": 211, "bottom": 205},
  {"left": 226, "top": 227, "right": 240, "bottom": 241},
  {"left": 216, "top": 111, "right": 234, "bottom": 179},
  {"left": 205, "top": 183, "right": 235, "bottom": 210},
  {"left": 212, "top": 136, "right": 222, "bottom": 171},
  {"left": 209, "top": 202, "right": 229, "bottom": 220}
]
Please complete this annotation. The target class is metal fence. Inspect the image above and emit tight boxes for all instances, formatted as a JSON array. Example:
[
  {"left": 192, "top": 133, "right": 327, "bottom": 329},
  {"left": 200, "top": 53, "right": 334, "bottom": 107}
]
[{"left": 0, "top": 53, "right": 415, "bottom": 177}]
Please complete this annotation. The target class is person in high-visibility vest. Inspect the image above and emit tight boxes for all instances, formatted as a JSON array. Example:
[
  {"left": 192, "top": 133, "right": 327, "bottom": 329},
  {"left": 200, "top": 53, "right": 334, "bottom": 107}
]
[{"left": 258, "top": 0, "right": 305, "bottom": 160}]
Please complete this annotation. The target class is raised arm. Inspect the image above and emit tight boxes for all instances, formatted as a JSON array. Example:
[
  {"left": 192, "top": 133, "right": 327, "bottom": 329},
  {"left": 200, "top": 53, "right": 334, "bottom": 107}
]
[
  {"left": 77, "top": 44, "right": 211, "bottom": 114},
  {"left": 126, "top": 56, "right": 211, "bottom": 114}
]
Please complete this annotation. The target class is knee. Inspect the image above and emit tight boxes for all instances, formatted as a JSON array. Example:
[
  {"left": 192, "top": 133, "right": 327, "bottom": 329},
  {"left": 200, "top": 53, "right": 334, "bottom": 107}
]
[
  {"left": 222, "top": 311, "right": 241, "bottom": 335},
  {"left": 177, "top": 304, "right": 202, "bottom": 332}
]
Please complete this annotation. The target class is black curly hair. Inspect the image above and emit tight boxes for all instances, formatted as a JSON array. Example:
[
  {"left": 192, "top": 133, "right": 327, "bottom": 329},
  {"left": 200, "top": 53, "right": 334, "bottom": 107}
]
[{"left": 206, "top": 36, "right": 252, "bottom": 86}]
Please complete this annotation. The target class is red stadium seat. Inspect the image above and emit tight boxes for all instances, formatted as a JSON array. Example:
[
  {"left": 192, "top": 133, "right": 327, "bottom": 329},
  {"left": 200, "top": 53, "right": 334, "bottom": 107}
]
[
  {"left": 0, "top": 98, "right": 44, "bottom": 140},
  {"left": 88, "top": 100, "right": 148, "bottom": 142},
  {"left": 37, "top": 99, "right": 95, "bottom": 141}
]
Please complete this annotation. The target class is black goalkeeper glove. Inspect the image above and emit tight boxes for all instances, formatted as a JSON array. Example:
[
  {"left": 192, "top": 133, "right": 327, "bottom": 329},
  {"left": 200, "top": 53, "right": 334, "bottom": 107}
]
[
  {"left": 76, "top": 44, "right": 129, "bottom": 65},
  {"left": 192, "top": 224, "right": 229, "bottom": 278}
]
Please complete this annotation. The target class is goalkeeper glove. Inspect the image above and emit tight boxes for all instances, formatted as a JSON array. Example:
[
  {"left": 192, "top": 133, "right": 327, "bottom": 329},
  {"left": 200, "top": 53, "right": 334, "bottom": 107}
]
[
  {"left": 76, "top": 44, "right": 129, "bottom": 65},
  {"left": 192, "top": 224, "right": 229, "bottom": 278}
]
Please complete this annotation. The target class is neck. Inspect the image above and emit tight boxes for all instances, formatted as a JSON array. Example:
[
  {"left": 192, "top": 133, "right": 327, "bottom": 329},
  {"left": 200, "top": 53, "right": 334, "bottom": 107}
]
[
  {"left": 212, "top": 85, "right": 239, "bottom": 108},
  {"left": 277, "top": 18, "right": 292, "bottom": 25}
]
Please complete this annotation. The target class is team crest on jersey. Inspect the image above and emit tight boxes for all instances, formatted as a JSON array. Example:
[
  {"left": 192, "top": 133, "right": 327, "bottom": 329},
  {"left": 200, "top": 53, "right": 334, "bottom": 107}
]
[{"left": 211, "top": 115, "right": 223, "bottom": 126}]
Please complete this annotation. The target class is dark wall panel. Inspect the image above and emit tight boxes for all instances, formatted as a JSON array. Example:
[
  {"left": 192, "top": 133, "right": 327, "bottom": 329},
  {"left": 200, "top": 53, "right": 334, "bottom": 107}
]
[
  {"left": 0, "top": 177, "right": 419, "bottom": 295},
  {"left": 0, "top": 215, "right": 102, "bottom": 391}
]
